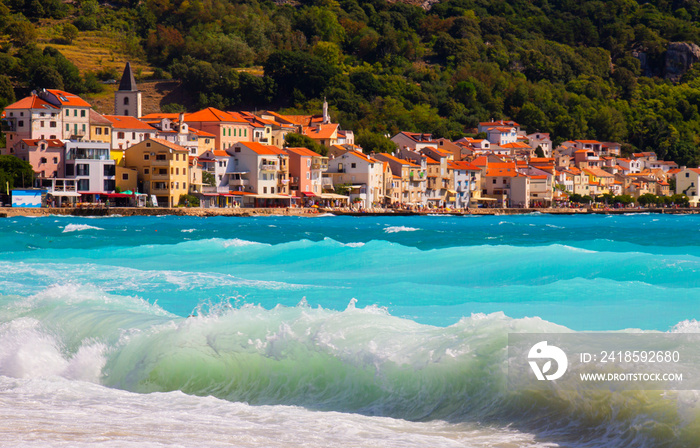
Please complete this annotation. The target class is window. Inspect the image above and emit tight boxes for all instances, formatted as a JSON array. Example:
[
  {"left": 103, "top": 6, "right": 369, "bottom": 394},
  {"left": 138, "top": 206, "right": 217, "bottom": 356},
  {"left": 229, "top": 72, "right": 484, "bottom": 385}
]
[
  {"left": 122, "top": 173, "right": 129, "bottom": 180},
  {"left": 104, "top": 179, "right": 115, "bottom": 191},
  {"left": 144, "top": 168, "right": 149, "bottom": 174},
  {"left": 271, "top": 187, "right": 275, "bottom": 193},
  {"left": 176, "top": 168, "right": 179, "bottom": 175},
  {"left": 687, "top": 173, "right": 690, "bottom": 178},
  {"left": 77, "top": 179, "right": 90, "bottom": 191},
  {"left": 49, "top": 135, "right": 56, "bottom": 139},
  {"left": 96, "top": 128, "right": 102, "bottom": 135},
  {"left": 65, "top": 164, "right": 74, "bottom": 176},
  {"left": 117, "top": 132, "right": 125, "bottom": 139},
  {"left": 104, "top": 165, "right": 115, "bottom": 176},
  {"left": 65, "top": 110, "right": 69, "bottom": 116},
  {"left": 156, "top": 154, "right": 166, "bottom": 161},
  {"left": 18, "top": 120, "right": 24, "bottom": 127},
  {"left": 306, "top": 172, "right": 310, "bottom": 180},
  {"left": 40, "top": 157, "right": 47, "bottom": 163},
  {"left": 307, "top": 159, "right": 311, "bottom": 167},
  {"left": 40, "top": 121, "right": 44, "bottom": 127},
  {"left": 234, "top": 148, "right": 240, "bottom": 153},
  {"left": 132, "top": 132, "right": 136, "bottom": 140},
  {"left": 104, "top": 127, "right": 109, "bottom": 134},
  {"left": 74, "top": 110, "right": 77, "bottom": 117},
  {"left": 124, "top": 97, "right": 129, "bottom": 105},
  {"left": 53, "top": 157, "right": 58, "bottom": 164},
  {"left": 82, "top": 124, "right": 86, "bottom": 132},
  {"left": 351, "top": 163, "right": 356, "bottom": 168},
  {"left": 492, "top": 179, "right": 496, "bottom": 184},
  {"left": 263, "top": 186, "right": 267, "bottom": 194},
  {"left": 80, "top": 110, "right": 85, "bottom": 117},
  {"left": 146, "top": 142, "right": 151, "bottom": 148},
  {"left": 77, "top": 164, "right": 90, "bottom": 176},
  {"left": 144, "top": 154, "right": 150, "bottom": 160}
]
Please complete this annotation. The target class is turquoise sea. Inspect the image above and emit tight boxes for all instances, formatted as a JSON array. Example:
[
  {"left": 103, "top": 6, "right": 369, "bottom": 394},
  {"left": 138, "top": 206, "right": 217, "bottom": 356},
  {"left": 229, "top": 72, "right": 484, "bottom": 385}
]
[{"left": 1, "top": 213, "right": 699, "bottom": 447}]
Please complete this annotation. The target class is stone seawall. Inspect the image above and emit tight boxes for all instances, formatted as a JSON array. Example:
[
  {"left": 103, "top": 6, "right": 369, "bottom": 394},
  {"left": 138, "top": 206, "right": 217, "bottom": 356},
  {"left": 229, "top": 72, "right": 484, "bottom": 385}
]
[{"left": 1, "top": 207, "right": 698, "bottom": 218}]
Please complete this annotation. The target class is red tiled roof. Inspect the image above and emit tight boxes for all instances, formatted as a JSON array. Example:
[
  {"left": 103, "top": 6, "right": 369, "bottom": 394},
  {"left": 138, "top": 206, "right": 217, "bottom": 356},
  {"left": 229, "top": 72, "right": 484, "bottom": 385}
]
[
  {"left": 285, "top": 147, "right": 323, "bottom": 157},
  {"left": 5, "top": 95, "right": 58, "bottom": 110},
  {"left": 104, "top": 115, "right": 157, "bottom": 131},
  {"left": 189, "top": 127, "right": 216, "bottom": 138},
  {"left": 21, "top": 138, "right": 64, "bottom": 147},
  {"left": 448, "top": 161, "right": 480, "bottom": 171},
  {"left": 149, "top": 137, "right": 188, "bottom": 152},
  {"left": 46, "top": 89, "right": 91, "bottom": 107},
  {"left": 185, "top": 107, "right": 247, "bottom": 123},
  {"left": 237, "top": 141, "right": 280, "bottom": 155},
  {"left": 303, "top": 123, "right": 338, "bottom": 140}
]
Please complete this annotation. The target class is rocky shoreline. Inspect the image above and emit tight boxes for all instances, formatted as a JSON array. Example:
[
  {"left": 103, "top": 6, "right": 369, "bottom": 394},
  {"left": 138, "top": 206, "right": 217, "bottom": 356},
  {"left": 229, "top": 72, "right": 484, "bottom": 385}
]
[{"left": 1, "top": 206, "right": 699, "bottom": 218}]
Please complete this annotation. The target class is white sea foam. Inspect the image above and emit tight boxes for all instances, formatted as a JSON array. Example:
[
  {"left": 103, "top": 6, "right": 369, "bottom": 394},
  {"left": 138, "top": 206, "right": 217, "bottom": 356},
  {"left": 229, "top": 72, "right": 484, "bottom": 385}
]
[
  {"left": 62, "top": 224, "right": 103, "bottom": 233},
  {"left": 181, "top": 229, "right": 196, "bottom": 233},
  {"left": 222, "top": 238, "right": 266, "bottom": 247},
  {"left": 343, "top": 242, "right": 365, "bottom": 247},
  {"left": 384, "top": 226, "right": 420, "bottom": 233}
]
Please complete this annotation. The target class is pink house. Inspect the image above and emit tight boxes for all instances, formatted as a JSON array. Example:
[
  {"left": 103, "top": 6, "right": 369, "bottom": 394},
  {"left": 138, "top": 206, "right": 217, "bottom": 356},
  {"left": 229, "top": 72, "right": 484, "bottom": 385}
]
[
  {"left": 285, "top": 146, "right": 328, "bottom": 198},
  {"left": 12, "top": 139, "right": 65, "bottom": 179}
]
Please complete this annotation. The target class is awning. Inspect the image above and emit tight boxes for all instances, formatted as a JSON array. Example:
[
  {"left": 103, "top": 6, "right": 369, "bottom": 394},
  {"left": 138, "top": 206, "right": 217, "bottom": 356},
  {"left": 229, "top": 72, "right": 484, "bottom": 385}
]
[
  {"left": 475, "top": 197, "right": 497, "bottom": 201},
  {"left": 105, "top": 193, "right": 133, "bottom": 198},
  {"left": 447, "top": 190, "right": 457, "bottom": 194},
  {"left": 48, "top": 191, "right": 81, "bottom": 197},
  {"left": 253, "top": 194, "right": 290, "bottom": 199},
  {"left": 302, "top": 191, "right": 318, "bottom": 197},
  {"left": 320, "top": 193, "right": 350, "bottom": 199}
]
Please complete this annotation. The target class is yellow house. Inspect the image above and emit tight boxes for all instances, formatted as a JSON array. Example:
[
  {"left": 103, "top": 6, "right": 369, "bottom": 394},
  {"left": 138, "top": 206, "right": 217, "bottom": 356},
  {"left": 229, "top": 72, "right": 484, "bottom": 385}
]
[
  {"left": 191, "top": 128, "right": 217, "bottom": 156},
  {"left": 116, "top": 165, "right": 138, "bottom": 193},
  {"left": 89, "top": 110, "right": 113, "bottom": 148},
  {"left": 124, "top": 137, "right": 189, "bottom": 207}
]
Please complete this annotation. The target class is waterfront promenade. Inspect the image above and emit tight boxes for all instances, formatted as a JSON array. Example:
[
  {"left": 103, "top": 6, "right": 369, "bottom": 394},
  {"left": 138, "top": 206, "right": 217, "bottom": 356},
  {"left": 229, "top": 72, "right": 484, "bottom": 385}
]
[{"left": 1, "top": 206, "right": 698, "bottom": 218}]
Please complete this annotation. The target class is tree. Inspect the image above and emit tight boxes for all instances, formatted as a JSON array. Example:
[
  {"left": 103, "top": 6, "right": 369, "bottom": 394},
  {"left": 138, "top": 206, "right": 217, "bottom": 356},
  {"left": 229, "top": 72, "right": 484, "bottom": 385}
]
[
  {"left": 284, "top": 133, "right": 328, "bottom": 156},
  {"left": 0, "top": 156, "right": 35, "bottom": 193},
  {"left": 534, "top": 146, "right": 545, "bottom": 158},
  {"left": 62, "top": 23, "right": 79, "bottom": 44},
  {"left": 264, "top": 51, "right": 340, "bottom": 102},
  {"left": 161, "top": 103, "right": 186, "bottom": 113},
  {"left": 7, "top": 20, "right": 37, "bottom": 47},
  {"left": 202, "top": 171, "right": 216, "bottom": 186},
  {"left": 0, "top": 75, "right": 16, "bottom": 110},
  {"left": 178, "top": 194, "right": 200, "bottom": 207},
  {"left": 356, "top": 130, "right": 397, "bottom": 154},
  {"left": 614, "top": 194, "right": 634, "bottom": 205},
  {"left": 637, "top": 193, "right": 659, "bottom": 207}
]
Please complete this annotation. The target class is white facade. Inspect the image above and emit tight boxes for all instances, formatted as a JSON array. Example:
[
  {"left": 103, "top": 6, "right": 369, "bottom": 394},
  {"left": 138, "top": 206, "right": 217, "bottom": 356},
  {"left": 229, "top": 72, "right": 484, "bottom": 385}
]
[{"left": 64, "top": 141, "right": 116, "bottom": 193}]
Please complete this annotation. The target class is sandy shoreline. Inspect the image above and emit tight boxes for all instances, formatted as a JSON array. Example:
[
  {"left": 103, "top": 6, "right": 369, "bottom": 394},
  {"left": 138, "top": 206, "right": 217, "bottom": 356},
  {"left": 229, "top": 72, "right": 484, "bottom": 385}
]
[{"left": 1, "top": 206, "right": 698, "bottom": 218}]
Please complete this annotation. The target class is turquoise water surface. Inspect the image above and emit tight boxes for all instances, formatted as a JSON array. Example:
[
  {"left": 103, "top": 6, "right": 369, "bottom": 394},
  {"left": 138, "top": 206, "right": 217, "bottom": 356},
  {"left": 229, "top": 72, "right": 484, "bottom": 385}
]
[{"left": 1, "top": 214, "right": 699, "bottom": 447}]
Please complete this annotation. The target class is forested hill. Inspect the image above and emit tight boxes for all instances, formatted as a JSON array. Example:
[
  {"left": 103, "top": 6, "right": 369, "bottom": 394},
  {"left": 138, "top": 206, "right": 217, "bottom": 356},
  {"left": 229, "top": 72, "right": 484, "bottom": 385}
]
[{"left": 2, "top": 0, "right": 700, "bottom": 164}]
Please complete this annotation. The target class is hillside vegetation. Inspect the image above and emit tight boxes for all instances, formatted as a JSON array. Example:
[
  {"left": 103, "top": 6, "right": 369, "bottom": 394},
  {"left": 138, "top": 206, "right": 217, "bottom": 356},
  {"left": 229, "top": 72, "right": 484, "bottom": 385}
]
[{"left": 2, "top": 0, "right": 700, "bottom": 164}]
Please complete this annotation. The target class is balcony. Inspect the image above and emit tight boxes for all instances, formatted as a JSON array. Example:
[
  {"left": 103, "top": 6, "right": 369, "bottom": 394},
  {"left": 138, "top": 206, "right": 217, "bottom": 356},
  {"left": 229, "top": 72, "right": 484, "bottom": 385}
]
[
  {"left": 229, "top": 178, "right": 249, "bottom": 186},
  {"left": 150, "top": 172, "right": 169, "bottom": 180},
  {"left": 260, "top": 163, "right": 278, "bottom": 171},
  {"left": 1, "top": 118, "right": 17, "bottom": 132}
]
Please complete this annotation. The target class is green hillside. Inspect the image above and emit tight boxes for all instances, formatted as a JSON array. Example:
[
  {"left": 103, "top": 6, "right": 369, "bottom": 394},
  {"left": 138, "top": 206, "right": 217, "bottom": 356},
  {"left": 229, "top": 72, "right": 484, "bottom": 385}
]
[{"left": 2, "top": 0, "right": 700, "bottom": 164}]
